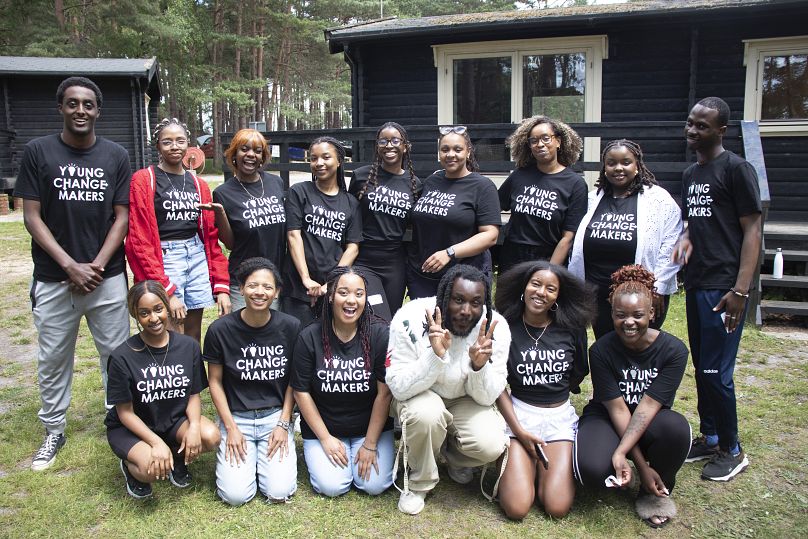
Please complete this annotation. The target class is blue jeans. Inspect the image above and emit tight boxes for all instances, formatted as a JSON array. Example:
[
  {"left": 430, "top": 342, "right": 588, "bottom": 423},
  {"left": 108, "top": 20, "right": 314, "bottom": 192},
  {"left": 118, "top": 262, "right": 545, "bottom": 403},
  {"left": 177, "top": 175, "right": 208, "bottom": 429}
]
[
  {"left": 215, "top": 407, "right": 297, "bottom": 505},
  {"left": 685, "top": 289, "right": 747, "bottom": 451},
  {"left": 161, "top": 235, "right": 214, "bottom": 310},
  {"left": 302, "top": 430, "right": 395, "bottom": 497}
]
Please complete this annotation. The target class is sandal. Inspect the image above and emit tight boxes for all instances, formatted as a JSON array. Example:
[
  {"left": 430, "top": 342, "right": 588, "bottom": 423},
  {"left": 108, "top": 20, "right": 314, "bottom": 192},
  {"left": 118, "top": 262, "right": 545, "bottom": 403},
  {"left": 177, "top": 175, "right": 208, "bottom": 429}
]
[{"left": 635, "top": 492, "right": 677, "bottom": 529}]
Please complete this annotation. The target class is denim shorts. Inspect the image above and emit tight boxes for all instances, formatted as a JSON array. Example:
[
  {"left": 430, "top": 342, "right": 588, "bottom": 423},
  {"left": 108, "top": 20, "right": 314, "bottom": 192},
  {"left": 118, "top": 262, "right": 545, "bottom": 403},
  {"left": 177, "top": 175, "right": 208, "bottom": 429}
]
[{"left": 161, "top": 235, "right": 214, "bottom": 310}]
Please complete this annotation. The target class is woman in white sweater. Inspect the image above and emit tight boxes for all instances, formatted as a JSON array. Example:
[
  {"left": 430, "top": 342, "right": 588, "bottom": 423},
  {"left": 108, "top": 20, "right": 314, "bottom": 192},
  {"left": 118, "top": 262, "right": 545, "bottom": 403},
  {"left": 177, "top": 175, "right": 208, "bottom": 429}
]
[{"left": 569, "top": 140, "right": 682, "bottom": 338}]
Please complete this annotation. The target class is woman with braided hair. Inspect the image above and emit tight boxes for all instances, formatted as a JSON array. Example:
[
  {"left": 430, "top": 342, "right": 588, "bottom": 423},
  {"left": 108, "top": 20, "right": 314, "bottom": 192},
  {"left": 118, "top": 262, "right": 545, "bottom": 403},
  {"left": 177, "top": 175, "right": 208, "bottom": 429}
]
[
  {"left": 569, "top": 139, "right": 682, "bottom": 338},
  {"left": 290, "top": 266, "right": 394, "bottom": 497},
  {"left": 284, "top": 137, "right": 362, "bottom": 326},
  {"left": 407, "top": 126, "right": 501, "bottom": 299},
  {"left": 498, "top": 116, "right": 588, "bottom": 272},
  {"left": 574, "top": 265, "right": 690, "bottom": 529},
  {"left": 126, "top": 118, "right": 231, "bottom": 343},
  {"left": 349, "top": 122, "right": 422, "bottom": 320}
]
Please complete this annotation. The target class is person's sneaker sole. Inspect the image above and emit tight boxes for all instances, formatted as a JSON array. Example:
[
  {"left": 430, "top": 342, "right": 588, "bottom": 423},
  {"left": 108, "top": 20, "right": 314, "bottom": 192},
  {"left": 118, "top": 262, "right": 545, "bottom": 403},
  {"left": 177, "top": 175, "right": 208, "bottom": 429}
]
[
  {"left": 702, "top": 455, "right": 749, "bottom": 482},
  {"left": 685, "top": 452, "right": 717, "bottom": 463},
  {"left": 120, "top": 460, "right": 152, "bottom": 499},
  {"left": 169, "top": 470, "right": 192, "bottom": 488},
  {"left": 30, "top": 456, "right": 57, "bottom": 471}
]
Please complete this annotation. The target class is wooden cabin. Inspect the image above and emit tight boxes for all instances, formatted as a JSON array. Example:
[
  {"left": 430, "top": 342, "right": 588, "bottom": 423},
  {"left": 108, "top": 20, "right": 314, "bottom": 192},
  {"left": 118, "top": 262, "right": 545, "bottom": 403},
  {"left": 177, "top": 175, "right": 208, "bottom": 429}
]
[{"left": 0, "top": 56, "right": 161, "bottom": 193}]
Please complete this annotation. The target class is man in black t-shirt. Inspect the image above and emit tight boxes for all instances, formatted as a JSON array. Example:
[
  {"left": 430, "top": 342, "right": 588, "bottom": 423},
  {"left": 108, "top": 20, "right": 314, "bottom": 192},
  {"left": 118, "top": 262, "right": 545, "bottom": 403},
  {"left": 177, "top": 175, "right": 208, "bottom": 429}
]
[
  {"left": 13, "top": 77, "right": 132, "bottom": 472},
  {"left": 673, "top": 97, "right": 761, "bottom": 482}
]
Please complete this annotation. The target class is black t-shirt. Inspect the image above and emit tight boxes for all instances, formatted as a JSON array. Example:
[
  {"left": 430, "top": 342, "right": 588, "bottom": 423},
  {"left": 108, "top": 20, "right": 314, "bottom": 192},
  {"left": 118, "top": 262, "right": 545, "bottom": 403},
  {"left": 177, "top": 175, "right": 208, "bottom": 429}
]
[
  {"left": 105, "top": 332, "right": 208, "bottom": 433},
  {"left": 348, "top": 165, "right": 422, "bottom": 246},
  {"left": 583, "top": 194, "right": 639, "bottom": 285},
  {"left": 682, "top": 151, "right": 762, "bottom": 290},
  {"left": 290, "top": 321, "right": 393, "bottom": 439},
  {"left": 284, "top": 182, "right": 362, "bottom": 301},
  {"left": 499, "top": 167, "right": 588, "bottom": 257},
  {"left": 213, "top": 172, "right": 287, "bottom": 286},
  {"left": 507, "top": 322, "right": 588, "bottom": 405},
  {"left": 13, "top": 134, "right": 131, "bottom": 282},
  {"left": 203, "top": 309, "right": 300, "bottom": 412},
  {"left": 408, "top": 171, "right": 501, "bottom": 277},
  {"left": 589, "top": 331, "right": 687, "bottom": 412},
  {"left": 153, "top": 170, "right": 200, "bottom": 241}
]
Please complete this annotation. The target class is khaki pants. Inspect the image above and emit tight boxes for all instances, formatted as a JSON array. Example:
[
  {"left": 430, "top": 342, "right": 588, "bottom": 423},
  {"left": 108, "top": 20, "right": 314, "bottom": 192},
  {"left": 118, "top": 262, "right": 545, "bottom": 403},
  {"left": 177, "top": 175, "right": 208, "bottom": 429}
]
[{"left": 393, "top": 390, "right": 507, "bottom": 492}]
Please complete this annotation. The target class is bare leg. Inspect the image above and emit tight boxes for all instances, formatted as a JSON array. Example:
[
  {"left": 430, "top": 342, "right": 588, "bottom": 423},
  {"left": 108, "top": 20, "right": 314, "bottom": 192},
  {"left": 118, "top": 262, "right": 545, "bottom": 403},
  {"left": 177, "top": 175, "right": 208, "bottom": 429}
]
[
  {"left": 125, "top": 441, "right": 159, "bottom": 483},
  {"left": 174, "top": 415, "right": 221, "bottom": 458},
  {"left": 497, "top": 439, "right": 537, "bottom": 520},
  {"left": 536, "top": 441, "right": 575, "bottom": 518},
  {"left": 182, "top": 309, "right": 204, "bottom": 343}
]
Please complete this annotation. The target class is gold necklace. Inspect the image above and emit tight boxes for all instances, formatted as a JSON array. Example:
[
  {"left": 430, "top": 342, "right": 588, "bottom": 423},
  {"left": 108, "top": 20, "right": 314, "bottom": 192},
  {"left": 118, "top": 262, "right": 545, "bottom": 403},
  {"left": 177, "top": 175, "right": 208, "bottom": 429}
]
[
  {"left": 235, "top": 173, "right": 265, "bottom": 200},
  {"left": 522, "top": 318, "right": 550, "bottom": 347},
  {"left": 141, "top": 333, "right": 171, "bottom": 367}
]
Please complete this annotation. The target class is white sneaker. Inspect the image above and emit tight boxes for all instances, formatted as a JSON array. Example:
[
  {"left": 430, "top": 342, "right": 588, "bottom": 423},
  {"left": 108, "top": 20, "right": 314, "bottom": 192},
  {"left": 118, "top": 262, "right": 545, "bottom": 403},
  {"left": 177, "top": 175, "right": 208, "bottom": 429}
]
[
  {"left": 398, "top": 490, "right": 427, "bottom": 515},
  {"left": 441, "top": 446, "right": 474, "bottom": 484}
]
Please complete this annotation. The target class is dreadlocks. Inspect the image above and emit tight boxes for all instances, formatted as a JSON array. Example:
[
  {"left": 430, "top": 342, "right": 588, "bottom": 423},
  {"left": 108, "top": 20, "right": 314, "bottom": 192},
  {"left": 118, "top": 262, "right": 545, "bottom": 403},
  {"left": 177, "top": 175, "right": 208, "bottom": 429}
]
[
  {"left": 608, "top": 264, "right": 657, "bottom": 306},
  {"left": 310, "top": 136, "right": 348, "bottom": 192},
  {"left": 438, "top": 130, "right": 480, "bottom": 173},
  {"left": 357, "top": 122, "right": 420, "bottom": 202},
  {"left": 507, "top": 115, "right": 582, "bottom": 169},
  {"left": 152, "top": 117, "right": 190, "bottom": 144},
  {"left": 317, "top": 266, "right": 380, "bottom": 371},
  {"left": 435, "top": 264, "right": 492, "bottom": 334},
  {"left": 595, "top": 139, "right": 658, "bottom": 197}
]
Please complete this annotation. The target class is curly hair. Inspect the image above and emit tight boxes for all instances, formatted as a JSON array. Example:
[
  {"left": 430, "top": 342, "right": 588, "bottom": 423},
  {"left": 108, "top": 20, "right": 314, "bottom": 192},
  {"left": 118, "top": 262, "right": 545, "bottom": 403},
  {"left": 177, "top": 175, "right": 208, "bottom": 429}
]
[
  {"left": 438, "top": 129, "right": 480, "bottom": 173},
  {"left": 225, "top": 129, "right": 269, "bottom": 174},
  {"left": 310, "top": 136, "right": 348, "bottom": 192},
  {"left": 235, "top": 257, "right": 282, "bottom": 291},
  {"left": 357, "top": 122, "right": 419, "bottom": 202},
  {"left": 56, "top": 76, "right": 102, "bottom": 107},
  {"left": 608, "top": 264, "right": 657, "bottom": 305},
  {"left": 595, "top": 139, "right": 658, "bottom": 197},
  {"left": 435, "top": 264, "right": 492, "bottom": 334},
  {"left": 507, "top": 115, "right": 582, "bottom": 169},
  {"left": 495, "top": 260, "right": 595, "bottom": 330}
]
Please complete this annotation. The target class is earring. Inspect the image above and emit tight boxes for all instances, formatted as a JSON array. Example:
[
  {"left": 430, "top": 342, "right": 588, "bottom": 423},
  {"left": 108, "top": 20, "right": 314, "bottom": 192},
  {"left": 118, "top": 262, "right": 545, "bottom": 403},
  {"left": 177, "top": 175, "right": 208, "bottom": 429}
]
[
  {"left": 520, "top": 294, "right": 524, "bottom": 302},
  {"left": 551, "top": 303, "right": 559, "bottom": 312}
]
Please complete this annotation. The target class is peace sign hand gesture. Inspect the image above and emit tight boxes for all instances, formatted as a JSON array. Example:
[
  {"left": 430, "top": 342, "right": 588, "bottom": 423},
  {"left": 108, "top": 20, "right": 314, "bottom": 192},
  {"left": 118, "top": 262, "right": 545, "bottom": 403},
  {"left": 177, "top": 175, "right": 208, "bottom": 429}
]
[
  {"left": 425, "top": 307, "right": 452, "bottom": 358},
  {"left": 469, "top": 318, "right": 497, "bottom": 371}
]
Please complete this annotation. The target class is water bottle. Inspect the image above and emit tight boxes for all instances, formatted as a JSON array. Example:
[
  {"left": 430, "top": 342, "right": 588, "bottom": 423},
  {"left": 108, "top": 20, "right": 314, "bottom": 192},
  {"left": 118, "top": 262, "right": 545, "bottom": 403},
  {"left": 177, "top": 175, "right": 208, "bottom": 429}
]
[{"left": 772, "top": 248, "right": 784, "bottom": 279}]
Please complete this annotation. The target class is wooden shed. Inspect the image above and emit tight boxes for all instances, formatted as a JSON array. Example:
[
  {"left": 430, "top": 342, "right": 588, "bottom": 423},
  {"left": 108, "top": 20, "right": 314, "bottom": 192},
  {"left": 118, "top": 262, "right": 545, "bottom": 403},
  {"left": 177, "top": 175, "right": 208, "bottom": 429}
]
[{"left": 0, "top": 56, "right": 161, "bottom": 192}]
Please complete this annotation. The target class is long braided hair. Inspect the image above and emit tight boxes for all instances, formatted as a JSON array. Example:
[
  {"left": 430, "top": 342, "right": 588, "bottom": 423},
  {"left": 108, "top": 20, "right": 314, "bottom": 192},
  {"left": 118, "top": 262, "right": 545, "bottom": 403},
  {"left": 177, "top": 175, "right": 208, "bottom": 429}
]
[
  {"left": 310, "top": 136, "right": 348, "bottom": 192},
  {"left": 595, "top": 139, "right": 657, "bottom": 197},
  {"left": 608, "top": 264, "right": 658, "bottom": 306},
  {"left": 434, "top": 264, "right": 492, "bottom": 334},
  {"left": 438, "top": 129, "right": 480, "bottom": 173},
  {"left": 318, "top": 266, "right": 381, "bottom": 371},
  {"left": 357, "top": 122, "right": 419, "bottom": 202}
]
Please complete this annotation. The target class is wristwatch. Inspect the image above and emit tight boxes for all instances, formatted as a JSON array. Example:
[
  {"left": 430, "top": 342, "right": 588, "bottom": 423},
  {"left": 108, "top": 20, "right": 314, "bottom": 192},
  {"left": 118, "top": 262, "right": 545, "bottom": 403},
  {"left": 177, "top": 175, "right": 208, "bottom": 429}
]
[
  {"left": 277, "top": 419, "right": 291, "bottom": 432},
  {"left": 446, "top": 246, "right": 456, "bottom": 260}
]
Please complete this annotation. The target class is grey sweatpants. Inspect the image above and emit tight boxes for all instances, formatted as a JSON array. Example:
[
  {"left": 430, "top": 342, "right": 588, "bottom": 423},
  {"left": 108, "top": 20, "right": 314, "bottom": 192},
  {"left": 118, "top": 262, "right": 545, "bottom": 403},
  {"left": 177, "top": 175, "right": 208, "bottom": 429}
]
[{"left": 30, "top": 273, "right": 130, "bottom": 434}]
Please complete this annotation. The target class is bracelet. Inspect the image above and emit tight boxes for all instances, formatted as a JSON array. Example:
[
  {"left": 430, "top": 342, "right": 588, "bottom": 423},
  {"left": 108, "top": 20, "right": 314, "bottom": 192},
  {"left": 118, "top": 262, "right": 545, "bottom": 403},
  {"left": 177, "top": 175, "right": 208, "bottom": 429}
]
[
  {"left": 276, "top": 420, "right": 291, "bottom": 432},
  {"left": 730, "top": 288, "right": 750, "bottom": 298},
  {"left": 361, "top": 444, "right": 378, "bottom": 452}
]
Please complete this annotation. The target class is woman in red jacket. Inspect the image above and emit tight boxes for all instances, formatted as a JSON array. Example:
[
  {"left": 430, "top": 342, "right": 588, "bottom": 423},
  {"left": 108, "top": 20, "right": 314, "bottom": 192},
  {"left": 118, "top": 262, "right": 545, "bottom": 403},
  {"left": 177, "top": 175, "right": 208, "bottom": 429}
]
[{"left": 126, "top": 118, "right": 230, "bottom": 342}]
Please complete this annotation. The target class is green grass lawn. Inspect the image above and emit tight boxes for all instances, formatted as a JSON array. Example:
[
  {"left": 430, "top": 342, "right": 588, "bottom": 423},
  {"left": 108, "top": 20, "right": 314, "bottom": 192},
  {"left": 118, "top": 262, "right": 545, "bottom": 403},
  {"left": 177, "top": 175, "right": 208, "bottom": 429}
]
[{"left": 0, "top": 219, "right": 806, "bottom": 538}]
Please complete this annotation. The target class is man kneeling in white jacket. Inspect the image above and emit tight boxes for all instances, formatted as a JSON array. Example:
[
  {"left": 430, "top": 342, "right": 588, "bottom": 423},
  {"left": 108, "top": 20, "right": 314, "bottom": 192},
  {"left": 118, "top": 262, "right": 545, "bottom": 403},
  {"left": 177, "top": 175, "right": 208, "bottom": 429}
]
[{"left": 387, "top": 264, "right": 511, "bottom": 515}]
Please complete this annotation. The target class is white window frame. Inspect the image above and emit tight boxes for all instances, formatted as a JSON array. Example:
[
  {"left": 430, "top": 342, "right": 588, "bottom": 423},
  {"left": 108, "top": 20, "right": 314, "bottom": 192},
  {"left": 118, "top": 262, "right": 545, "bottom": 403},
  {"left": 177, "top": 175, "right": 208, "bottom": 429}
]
[{"left": 743, "top": 36, "right": 808, "bottom": 137}]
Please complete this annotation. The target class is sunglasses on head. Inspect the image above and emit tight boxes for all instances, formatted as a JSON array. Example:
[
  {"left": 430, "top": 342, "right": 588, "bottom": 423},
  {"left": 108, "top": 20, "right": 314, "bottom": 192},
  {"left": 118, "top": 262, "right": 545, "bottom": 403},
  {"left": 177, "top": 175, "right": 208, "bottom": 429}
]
[{"left": 439, "top": 125, "right": 468, "bottom": 135}]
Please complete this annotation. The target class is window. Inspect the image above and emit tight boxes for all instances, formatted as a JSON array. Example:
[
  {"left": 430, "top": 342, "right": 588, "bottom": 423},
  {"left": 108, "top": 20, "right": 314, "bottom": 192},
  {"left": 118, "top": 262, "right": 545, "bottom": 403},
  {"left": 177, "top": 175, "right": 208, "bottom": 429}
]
[{"left": 743, "top": 36, "right": 808, "bottom": 136}]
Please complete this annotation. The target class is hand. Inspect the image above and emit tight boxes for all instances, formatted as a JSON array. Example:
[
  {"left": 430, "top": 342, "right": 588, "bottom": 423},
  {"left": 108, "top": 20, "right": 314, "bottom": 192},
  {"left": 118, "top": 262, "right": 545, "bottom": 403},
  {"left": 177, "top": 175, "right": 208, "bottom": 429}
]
[
  {"left": 672, "top": 237, "right": 692, "bottom": 265},
  {"left": 178, "top": 422, "right": 202, "bottom": 465},
  {"left": 651, "top": 294, "right": 665, "bottom": 322},
  {"left": 514, "top": 428, "right": 545, "bottom": 461},
  {"left": 354, "top": 443, "right": 379, "bottom": 482},
  {"left": 169, "top": 294, "right": 187, "bottom": 323},
  {"left": 611, "top": 451, "right": 633, "bottom": 489},
  {"left": 468, "top": 318, "right": 497, "bottom": 371},
  {"left": 224, "top": 424, "right": 248, "bottom": 466},
  {"left": 147, "top": 439, "right": 174, "bottom": 480},
  {"left": 422, "top": 250, "right": 451, "bottom": 273},
  {"left": 267, "top": 425, "right": 290, "bottom": 461},
  {"left": 713, "top": 291, "right": 746, "bottom": 333},
  {"left": 321, "top": 435, "right": 348, "bottom": 468},
  {"left": 302, "top": 278, "right": 323, "bottom": 298},
  {"left": 638, "top": 465, "right": 669, "bottom": 497},
  {"left": 217, "top": 293, "right": 231, "bottom": 317},
  {"left": 425, "top": 307, "right": 452, "bottom": 358},
  {"left": 63, "top": 261, "right": 104, "bottom": 294},
  {"left": 196, "top": 202, "right": 226, "bottom": 216}
]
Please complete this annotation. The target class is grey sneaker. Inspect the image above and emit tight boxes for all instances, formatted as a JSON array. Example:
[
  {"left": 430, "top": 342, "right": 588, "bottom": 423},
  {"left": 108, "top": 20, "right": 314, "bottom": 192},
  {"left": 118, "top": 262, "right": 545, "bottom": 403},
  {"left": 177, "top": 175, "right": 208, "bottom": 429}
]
[
  {"left": 31, "top": 433, "right": 66, "bottom": 471},
  {"left": 701, "top": 447, "right": 749, "bottom": 481},
  {"left": 120, "top": 460, "right": 153, "bottom": 499},
  {"left": 686, "top": 435, "right": 719, "bottom": 463}
]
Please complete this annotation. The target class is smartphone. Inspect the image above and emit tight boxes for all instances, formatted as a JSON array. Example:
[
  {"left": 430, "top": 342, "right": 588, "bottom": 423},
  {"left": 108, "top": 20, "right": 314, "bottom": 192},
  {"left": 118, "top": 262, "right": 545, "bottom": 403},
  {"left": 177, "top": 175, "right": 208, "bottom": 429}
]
[{"left": 534, "top": 443, "right": 549, "bottom": 470}]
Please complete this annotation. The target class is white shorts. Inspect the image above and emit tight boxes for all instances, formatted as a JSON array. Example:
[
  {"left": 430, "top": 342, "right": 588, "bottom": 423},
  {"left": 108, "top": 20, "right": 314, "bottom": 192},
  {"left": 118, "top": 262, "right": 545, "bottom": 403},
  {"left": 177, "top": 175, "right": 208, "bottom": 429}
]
[{"left": 504, "top": 396, "right": 578, "bottom": 443}]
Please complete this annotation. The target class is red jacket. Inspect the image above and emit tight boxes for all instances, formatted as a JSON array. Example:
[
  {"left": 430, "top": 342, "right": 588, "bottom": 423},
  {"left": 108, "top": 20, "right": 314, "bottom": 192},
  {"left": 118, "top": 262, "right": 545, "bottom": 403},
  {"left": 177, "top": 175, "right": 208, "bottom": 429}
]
[{"left": 126, "top": 165, "right": 230, "bottom": 297}]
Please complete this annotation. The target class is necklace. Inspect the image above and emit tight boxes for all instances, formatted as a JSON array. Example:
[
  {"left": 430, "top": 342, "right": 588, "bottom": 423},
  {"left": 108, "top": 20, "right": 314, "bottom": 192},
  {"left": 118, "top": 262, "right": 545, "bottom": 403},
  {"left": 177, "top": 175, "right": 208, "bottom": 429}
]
[
  {"left": 522, "top": 318, "right": 550, "bottom": 347},
  {"left": 141, "top": 333, "right": 171, "bottom": 367},
  {"left": 236, "top": 173, "right": 265, "bottom": 200},
  {"left": 159, "top": 167, "right": 185, "bottom": 194}
]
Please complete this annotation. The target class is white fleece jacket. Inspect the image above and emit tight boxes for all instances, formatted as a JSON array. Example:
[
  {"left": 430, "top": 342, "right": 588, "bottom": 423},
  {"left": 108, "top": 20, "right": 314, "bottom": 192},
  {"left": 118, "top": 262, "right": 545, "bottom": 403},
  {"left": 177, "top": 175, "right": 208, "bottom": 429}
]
[{"left": 386, "top": 297, "right": 510, "bottom": 406}]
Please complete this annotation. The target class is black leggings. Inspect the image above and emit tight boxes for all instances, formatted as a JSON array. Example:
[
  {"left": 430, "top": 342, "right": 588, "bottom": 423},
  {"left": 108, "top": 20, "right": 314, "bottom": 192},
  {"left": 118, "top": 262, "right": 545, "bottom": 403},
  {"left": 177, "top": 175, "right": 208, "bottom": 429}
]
[
  {"left": 573, "top": 404, "right": 690, "bottom": 492},
  {"left": 354, "top": 243, "right": 407, "bottom": 321}
]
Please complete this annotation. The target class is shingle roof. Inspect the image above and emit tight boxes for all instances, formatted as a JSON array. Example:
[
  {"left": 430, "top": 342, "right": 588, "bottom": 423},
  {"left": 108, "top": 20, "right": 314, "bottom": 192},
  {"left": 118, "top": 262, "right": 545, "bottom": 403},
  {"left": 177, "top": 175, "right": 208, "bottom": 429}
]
[{"left": 0, "top": 56, "right": 158, "bottom": 77}]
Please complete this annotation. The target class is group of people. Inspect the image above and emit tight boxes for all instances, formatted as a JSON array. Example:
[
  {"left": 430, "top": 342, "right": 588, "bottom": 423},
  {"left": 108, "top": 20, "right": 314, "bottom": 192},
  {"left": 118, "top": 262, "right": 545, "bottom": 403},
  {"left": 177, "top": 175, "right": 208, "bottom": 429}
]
[{"left": 15, "top": 75, "right": 761, "bottom": 528}]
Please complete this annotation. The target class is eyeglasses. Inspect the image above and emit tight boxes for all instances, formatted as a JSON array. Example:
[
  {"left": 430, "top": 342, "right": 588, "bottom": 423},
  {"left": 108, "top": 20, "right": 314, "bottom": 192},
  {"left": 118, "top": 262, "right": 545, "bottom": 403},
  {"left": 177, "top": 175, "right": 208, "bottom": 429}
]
[
  {"left": 528, "top": 135, "right": 556, "bottom": 146},
  {"left": 439, "top": 126, "right": 468, "bottom": 135},
  {"left": 376, "top": 137, "right": 403, "bottom": 147},
  {"left": 159, "top": 138, "right": 188, "bottom": 148}
]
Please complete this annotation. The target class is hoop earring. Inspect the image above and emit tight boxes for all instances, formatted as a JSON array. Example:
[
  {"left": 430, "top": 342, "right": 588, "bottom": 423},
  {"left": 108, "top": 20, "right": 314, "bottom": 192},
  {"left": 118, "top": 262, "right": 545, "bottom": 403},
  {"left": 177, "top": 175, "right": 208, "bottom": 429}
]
[
  {"left": 550, "top": 303, "right": 559, "bottom": 312},
  {"left": 520, "top": 294, "right": 524, "bottom": 302}
]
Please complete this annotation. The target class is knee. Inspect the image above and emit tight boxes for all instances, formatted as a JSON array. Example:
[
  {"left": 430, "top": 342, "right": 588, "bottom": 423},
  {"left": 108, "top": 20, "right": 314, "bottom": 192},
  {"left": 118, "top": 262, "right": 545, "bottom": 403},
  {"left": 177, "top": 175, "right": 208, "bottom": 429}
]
[
  {"left": 202, "top": 423, "right": 221, "bottom": 451},
  {"left": 401, "top": 399, "right": 448, "bottom": 433},
  {"left": 542, "top": 499, "right": 572, "bottom": 519},
  {"left": 218, "top": 483, "right": 256, "bottom": 507},
  {"left": 312, "top": 478, "right": 351, "bottom": 498},
  {"left": 500, "top": 496, "right": 532, "bottom": 521},
  {"left": 263, "top": 482, "right": 297, "bottom": 502},
  {"left": 356, "top": 472, "right": 393, "bottom": 496}
]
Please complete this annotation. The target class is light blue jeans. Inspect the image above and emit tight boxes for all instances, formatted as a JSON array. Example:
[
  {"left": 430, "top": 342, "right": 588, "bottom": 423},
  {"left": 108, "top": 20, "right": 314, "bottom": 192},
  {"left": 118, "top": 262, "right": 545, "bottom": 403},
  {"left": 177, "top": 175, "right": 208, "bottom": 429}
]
[
  {"left": 302, "top": 430, "right": 395, "bottom": 497},
  {"left": 161, "top": 235, "right": 214, "bottom": 310},
  {"left": 215, "top": 407, "right": 297, "bottom": 506}
]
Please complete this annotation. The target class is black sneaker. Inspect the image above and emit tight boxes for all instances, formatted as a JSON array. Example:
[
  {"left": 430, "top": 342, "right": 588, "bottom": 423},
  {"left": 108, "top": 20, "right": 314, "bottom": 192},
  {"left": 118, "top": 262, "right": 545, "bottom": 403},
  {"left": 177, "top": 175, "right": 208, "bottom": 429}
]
[
  {"left": 120, "top": 460, "right": 153, "bottom": 499},
  {"left": 701, "top": 447, "right": 749, "bottom": 481},
  {"left": 31, "top": 433, "right": 66, "bottom": 471},
  {"left": 685, "top": 435, "right": 718, "bottom": 463},
  {"left": 169, "top": 457, "right": 192, "bottom": 488}
]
